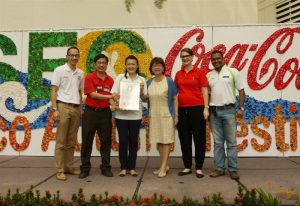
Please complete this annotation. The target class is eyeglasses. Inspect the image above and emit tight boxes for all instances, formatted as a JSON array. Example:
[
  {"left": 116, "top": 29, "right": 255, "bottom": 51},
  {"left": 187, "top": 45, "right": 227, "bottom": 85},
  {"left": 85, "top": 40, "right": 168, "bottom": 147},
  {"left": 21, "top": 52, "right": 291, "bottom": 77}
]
[
  {"left": 180, "top": 54, "right": 192, "bottom": 58},
  {"left": 68, "top": 54, "right": 80, "bottom": 58}
]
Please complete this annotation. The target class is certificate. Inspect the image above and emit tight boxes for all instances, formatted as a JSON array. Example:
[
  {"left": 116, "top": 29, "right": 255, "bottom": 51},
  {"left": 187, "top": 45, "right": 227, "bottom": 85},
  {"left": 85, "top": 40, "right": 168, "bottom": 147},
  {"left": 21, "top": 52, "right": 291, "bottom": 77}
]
[{"left": 119, "top": 81, "right": 140, "bottom": 110}]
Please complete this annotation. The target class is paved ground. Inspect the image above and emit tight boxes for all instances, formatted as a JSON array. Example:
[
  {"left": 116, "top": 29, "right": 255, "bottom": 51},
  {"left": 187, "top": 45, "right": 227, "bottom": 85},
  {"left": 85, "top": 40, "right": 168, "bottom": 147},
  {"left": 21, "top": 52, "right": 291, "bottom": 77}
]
[{"left": 0, "top": 156, "right": 300, "bottom": 205}]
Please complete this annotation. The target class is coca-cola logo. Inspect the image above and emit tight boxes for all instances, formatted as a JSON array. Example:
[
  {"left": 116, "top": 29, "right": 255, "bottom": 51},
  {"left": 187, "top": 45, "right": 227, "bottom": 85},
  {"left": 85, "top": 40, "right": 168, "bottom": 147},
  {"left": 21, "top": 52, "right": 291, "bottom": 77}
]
[{"left": 165, "top": 28, "right": 300, "bottom": 90}]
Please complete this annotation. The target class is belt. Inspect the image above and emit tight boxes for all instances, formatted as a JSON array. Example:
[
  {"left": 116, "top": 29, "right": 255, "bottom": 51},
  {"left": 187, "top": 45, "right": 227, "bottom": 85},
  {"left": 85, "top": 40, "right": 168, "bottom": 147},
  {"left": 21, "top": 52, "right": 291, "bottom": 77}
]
[
  {"left": 210, "top": 103, "right": 235, "bottom": 110},
  {"left": 57, "top": 100, "right": 80, "bottom": 107},
  {"left": 86, "top": 105, "right": 110, "bottom": 111}
]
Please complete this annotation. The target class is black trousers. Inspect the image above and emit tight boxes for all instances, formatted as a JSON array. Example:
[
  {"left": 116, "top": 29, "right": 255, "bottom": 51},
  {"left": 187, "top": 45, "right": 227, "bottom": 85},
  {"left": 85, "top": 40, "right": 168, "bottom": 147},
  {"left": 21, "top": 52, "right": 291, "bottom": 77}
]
[
  {"left": 115, "top": 119, "right": 141, "bottom": 170},
  {"left": 177, "top": 105, "right": 206, "bottom": 170},
  {"left": 80, "top": 107, "right": 112, "bottom": 173}
]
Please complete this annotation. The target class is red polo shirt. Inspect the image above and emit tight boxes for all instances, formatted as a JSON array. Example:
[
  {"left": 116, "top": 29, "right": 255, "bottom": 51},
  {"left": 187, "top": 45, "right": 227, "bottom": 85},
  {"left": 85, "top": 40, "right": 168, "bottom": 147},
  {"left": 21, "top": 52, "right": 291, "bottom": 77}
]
[
  {"left": 175, "top": 66, "right": 208, "bottom": 107},
  {"left": 84, "top": 71, "right": 114, "bottom": 108}
]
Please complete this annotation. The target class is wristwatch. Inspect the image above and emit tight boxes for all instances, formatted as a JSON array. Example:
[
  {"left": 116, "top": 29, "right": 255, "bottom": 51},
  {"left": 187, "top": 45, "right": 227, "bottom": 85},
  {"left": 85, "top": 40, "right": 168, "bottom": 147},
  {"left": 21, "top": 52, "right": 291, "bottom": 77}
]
[
  {"left": 52, "top": 107, "right": 57, "bottom": 112},
  {"left": 239, "top": 107, "right": 244, "bottom": 111}
]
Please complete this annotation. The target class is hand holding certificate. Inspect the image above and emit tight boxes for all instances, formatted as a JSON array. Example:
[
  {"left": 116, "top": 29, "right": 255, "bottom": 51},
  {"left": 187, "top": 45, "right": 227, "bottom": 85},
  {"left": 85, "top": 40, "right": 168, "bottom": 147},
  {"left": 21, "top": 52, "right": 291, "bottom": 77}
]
[{"left": 119, "top": 81, "right": 140, "bottom": 110}]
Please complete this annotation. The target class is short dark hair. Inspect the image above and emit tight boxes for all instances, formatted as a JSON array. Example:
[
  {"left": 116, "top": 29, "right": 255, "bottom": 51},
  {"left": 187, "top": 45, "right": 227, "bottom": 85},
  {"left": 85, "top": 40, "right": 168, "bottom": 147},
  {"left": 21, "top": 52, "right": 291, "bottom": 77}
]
[
  {"left": 149, "top": 57, "right": 166, "bottom": 75},
  {"left": 94, "top": 53, "right": 109, "bottom": 63},
  {"left": 180, "top": 48, "right": 194, "bottom": 56},
  {"left": 67, "top": 46, "right": 79, "bottom": 55},
  {"left": 125, "top": 55, "right": 140, "bottom": 78},
  {"left": 211, "top": 50, "right": 224, "bottom": 58}
]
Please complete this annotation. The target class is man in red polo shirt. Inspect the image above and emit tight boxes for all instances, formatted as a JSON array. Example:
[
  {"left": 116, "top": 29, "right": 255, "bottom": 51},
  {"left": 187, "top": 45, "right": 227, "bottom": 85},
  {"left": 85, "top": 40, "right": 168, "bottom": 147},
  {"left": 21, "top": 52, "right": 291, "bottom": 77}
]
[{"left": 79, "top": 53, "right": 116, "bottom": 179}]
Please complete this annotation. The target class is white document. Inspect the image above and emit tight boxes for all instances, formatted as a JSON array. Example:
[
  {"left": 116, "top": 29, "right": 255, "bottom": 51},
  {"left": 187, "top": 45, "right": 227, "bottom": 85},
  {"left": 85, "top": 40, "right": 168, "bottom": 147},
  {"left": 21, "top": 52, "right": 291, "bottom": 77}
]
[{"left": 119, "top": 81, "right": 140, "bottom": 111}]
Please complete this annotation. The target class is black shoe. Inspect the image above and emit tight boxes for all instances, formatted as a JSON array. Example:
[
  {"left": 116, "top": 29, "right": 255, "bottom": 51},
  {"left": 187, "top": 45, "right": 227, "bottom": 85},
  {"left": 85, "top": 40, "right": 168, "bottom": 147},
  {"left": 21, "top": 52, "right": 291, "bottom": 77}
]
[
  {"left": 102, "top": 170, "right": 113, "bottom": 177},
  {"left": 196, "top": 173, "right": 204, "bottom": 178},
  {"left": 196, "top": 170, "right": 204, "bottom": 178},
  {"left": 177, "top": 170, "right": 192, "bottom": 176},
  {"left": 78, "top": 171, "right": 89, "bottom": 179}
]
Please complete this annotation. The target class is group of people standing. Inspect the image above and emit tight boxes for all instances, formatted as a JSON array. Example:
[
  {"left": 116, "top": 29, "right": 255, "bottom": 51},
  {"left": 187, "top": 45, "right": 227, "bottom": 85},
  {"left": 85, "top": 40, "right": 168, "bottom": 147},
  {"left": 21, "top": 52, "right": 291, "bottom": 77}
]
[{"left": 51, "top": 46, "right": 245, "bottom": 181}]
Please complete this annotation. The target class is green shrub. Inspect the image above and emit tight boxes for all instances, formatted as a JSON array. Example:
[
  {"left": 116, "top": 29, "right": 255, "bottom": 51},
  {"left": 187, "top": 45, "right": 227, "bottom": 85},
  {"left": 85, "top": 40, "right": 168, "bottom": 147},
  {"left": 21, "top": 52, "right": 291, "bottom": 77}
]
[{"left": 0, "top": 185, "right": 284, "bottom": 206}]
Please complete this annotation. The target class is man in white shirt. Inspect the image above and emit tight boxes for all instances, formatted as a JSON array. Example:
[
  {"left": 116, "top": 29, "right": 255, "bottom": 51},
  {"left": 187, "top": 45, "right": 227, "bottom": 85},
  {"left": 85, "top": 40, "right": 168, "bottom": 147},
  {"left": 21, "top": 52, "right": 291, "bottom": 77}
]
[
  {"left": 207, "top": 50, "right": 245, "bottom": 180},
  {"left": 51, "top": 46, "right": 84, "bottom": 181}
]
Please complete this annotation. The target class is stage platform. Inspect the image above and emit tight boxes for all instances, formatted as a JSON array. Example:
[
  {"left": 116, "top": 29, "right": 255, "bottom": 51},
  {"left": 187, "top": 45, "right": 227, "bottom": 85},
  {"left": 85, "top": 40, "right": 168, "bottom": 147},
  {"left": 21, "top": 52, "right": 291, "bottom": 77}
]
[{"left": 0, "top": 156, "right": 299, "bottom": 205}]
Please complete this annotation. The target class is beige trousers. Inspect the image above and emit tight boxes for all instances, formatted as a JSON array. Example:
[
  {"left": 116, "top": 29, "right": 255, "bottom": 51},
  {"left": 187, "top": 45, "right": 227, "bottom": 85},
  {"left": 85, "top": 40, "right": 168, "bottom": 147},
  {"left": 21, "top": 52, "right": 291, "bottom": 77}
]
[{"left": 55, "top": 102, "right": 81, "bottom": 173}]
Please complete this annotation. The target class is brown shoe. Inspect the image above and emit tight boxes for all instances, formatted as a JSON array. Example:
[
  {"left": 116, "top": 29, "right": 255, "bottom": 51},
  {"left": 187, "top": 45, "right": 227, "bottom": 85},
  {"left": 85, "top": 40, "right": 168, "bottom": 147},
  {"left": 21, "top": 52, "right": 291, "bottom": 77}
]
[
  {"left": 210, "top": 170, "right": 225, "bottom": 178},
  {"left": 65, "top": 169, "right": 80, "bottom": 175},
  {"left": 229, "top": 171, "right": 240, "bottom": 180},
  {"left": 56, "top": 172, "right": 66, "bottom": 181}
]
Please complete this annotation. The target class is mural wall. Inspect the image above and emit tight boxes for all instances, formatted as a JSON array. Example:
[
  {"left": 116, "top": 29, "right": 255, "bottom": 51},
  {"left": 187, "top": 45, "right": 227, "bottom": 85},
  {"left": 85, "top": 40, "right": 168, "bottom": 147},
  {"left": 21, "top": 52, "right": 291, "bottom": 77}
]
[{"left": 0, "top": 25, "right": 299, "bottom": 157}]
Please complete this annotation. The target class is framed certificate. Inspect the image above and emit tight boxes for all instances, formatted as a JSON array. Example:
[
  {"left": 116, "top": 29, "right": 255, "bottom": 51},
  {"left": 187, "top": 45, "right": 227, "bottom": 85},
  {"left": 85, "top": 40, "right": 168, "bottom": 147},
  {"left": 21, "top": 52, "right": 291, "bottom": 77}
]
[{"left": 119, "top": 81, "right": 140, "bottom": 110}]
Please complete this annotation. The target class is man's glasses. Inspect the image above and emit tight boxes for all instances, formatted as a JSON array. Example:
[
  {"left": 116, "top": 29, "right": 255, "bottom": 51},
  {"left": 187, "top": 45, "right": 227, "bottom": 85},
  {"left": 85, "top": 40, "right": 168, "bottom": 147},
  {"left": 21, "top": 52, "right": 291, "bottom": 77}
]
[
  {"left": 180, "top": 54, "right": 191, "bottom": 58},
  {"left": 68, "top": 54, "right": 80, "bottom": 58}
]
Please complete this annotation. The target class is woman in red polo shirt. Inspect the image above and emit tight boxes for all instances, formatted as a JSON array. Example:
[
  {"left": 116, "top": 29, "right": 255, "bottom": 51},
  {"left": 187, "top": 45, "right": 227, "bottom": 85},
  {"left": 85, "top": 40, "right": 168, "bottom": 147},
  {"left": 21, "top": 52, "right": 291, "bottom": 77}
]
[{"left": 174, "top": 48, "right": 209, "bottom": 178}]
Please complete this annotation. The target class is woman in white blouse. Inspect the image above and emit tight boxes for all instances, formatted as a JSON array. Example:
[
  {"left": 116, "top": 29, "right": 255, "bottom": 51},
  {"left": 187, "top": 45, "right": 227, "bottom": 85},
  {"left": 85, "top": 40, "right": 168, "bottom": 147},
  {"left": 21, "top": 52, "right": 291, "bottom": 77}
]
[{"left": 111, "top": 55, "right": 147, "bottom": 177}]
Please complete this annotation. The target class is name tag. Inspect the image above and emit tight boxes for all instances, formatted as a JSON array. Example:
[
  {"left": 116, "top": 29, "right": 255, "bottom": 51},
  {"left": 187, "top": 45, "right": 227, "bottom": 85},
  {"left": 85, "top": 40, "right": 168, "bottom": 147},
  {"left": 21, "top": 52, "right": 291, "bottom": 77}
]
[{"left": 103, "top": 88, "right": 110, "bottom": 92}]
